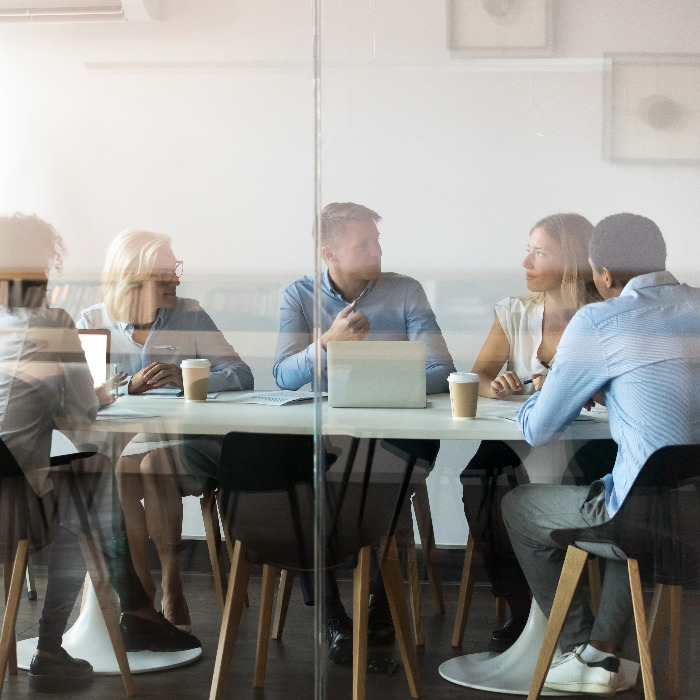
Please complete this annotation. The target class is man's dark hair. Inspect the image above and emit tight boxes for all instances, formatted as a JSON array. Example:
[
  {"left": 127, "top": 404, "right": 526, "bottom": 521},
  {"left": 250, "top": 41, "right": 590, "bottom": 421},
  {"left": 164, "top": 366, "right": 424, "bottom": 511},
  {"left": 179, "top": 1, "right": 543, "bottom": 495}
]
[{"left": 590, "top": 213, "right": 666, "bottom": 284}]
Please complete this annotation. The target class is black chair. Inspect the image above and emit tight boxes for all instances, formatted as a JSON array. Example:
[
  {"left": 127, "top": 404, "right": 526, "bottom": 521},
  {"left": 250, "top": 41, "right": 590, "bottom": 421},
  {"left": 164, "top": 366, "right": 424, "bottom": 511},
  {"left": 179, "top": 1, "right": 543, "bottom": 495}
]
[
  {"left": 0, "top": 437, "right": 135, "bottom": 697},
  {"left": 527, "top": 444, "right": 700, "bottom": 700},
  {"left": 209, "top": 432, "right": 422, "bottom": 700}
]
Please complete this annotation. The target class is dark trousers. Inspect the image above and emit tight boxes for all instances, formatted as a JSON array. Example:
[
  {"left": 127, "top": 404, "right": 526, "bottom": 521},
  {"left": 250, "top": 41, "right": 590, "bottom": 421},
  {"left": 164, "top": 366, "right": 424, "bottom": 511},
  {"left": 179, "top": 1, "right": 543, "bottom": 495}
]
[
  {"left": 460, "top": 440, "right": 530, "bottom": 601},
  {"left": 37, "top": 458, "right": 150, "bottom": 651}
]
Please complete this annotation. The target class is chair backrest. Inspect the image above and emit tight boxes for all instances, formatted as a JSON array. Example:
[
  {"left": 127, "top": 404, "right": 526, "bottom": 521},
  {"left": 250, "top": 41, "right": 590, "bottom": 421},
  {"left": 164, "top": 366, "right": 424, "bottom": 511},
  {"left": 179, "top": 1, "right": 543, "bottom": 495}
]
[
  {"left": 554, "top": 444, "right": 700, "bottom": 586},
  {"left": 217, "top": 432, "right": 416, "bottom": 571},
  {"left": 0, "top": 436, "right": 54, "bottom": 563}
]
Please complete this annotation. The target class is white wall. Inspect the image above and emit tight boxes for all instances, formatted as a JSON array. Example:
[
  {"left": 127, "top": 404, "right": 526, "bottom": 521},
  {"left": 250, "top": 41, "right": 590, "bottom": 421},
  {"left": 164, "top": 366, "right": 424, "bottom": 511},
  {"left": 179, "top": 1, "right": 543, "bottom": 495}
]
[{"left": 2, "top": 0, "right": 699, "bottom": 544}]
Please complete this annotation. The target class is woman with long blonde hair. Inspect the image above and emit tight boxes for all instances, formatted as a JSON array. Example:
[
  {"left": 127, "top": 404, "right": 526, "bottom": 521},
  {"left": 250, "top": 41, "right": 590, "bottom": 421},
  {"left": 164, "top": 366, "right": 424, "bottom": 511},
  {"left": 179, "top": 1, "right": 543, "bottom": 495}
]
[{"left": 462, "top": 213, "right": 601, "bottom": 652}]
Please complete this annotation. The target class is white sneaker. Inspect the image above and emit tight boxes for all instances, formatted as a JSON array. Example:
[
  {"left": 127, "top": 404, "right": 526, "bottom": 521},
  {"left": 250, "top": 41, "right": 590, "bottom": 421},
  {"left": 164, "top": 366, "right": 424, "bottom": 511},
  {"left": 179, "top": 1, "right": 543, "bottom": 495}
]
[{"left": 544, "top": 644, "right": 627, "bottom": 696}]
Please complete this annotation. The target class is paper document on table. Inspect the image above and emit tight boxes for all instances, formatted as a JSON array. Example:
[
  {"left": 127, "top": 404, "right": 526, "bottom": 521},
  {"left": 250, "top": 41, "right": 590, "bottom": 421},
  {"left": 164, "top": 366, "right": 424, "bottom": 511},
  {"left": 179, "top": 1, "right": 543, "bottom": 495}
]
[
  {"left": 241, "top": 390, "right": 326, "bottom": 406},
  {"left": 492, "top": 406, "right": 595, "bottom": 422},
  {"left": 97, "top": 409, "right": 161, "bottom": 420},
  {"left": 146, "top": 390, "right": 221, "bottom": 399}
]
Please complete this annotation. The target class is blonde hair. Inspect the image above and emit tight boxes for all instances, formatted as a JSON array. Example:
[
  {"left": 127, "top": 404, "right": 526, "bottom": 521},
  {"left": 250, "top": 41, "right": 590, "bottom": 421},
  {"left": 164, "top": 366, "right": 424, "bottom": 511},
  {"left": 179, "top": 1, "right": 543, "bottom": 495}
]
[
  {"left": 526, "top": 213, "right": 601, "bottom": 310},
  {"left": 102, "top": 228, "right": 172, "bottom": 322}
]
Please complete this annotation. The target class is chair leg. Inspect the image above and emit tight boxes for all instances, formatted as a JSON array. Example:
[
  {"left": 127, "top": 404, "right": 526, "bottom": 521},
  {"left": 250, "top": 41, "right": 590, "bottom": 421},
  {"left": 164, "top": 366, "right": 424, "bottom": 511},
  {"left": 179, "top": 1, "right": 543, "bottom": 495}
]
[
  {"left": 219, "top": 513, "right": 249, "bottom": 609},
  {"left": 378, "top": 536, "right": 422, "bottom": 698},
  {"left": 527, "top": 545, "right": 589, "bottom": 700},
  {"left": 1, "top": 541, "right": 29, "bottom": 691},
  {"left": 78, "top": 530, "right": 135, "bottom": 697},
  {"left": 353, "top": 547, "right": 370, "bottom": 700},
  {"left": 667, "top": 585, "right": 681, "bottom": 698},
  {"left": 253, "top": 565, "right": 277, "bottom": 688},
  {"left": 405, "top": 527, "right": 425, "bottom": 646},
  {"left": 210, "top": 541, "right": 252, "bottom": 700},
  {"left": 451, "top": 532, "right": 479, "bottom": 648},
  {"left": 271, "top": 569, "right": 294, "bottom": 640},
  {"left": 495, "top": 596, "right": 506, "bottom": 617},
  {"left": 628, "top": 558, "right": 656, "bottom": 700},
  {"left": 587, "top": 557, "right": 602, "bottom": 615},
  {"left": 412, "top": 484, "right": 444, "bottom": 614},
  {"left": 201, "top": 488, "right": 228, "bottom": 612}
]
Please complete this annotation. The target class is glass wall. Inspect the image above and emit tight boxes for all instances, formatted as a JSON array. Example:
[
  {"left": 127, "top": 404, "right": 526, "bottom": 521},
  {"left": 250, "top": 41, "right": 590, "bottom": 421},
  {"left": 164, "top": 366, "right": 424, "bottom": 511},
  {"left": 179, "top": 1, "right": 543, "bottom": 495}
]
[{"left": 1, "top": 1, "right": 699, "bottom": 698}]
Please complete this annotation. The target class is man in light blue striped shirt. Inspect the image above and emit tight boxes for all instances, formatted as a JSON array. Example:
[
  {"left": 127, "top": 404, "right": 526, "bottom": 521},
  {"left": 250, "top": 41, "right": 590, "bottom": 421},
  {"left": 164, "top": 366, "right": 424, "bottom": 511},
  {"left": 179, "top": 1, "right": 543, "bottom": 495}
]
[{"left": 503, "top": 213, "right": 700, "bottom": 696}]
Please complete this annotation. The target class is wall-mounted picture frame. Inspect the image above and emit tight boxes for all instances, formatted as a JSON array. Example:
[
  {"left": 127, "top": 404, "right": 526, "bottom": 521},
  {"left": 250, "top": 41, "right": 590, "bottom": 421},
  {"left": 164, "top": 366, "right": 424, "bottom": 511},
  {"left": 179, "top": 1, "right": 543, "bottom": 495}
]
[
  {"left": 604, "top": 53, "right": 700, "bottom": 165},
  {"left": 447, "top": 0, "right": 553, "bottom": 56}
]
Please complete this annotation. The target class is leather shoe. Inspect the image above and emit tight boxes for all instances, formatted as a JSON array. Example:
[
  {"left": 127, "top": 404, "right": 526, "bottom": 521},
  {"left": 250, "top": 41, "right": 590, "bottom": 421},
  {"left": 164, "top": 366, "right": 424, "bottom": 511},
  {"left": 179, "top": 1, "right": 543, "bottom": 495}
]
[
  {"left": 28, "top": 647, "right": 93, "bottom": 693},
  {"left": 488, "top": 617, "right": 527, "bottom": 652},
  {"left": 120, "top": 611, "right": 201, "bottom": 652},
  {"left": 368, "top": 593, "right": 395, "bottom": 644},
  {"left": 326, "top": 616, "right": 353, "bottom": 665}
]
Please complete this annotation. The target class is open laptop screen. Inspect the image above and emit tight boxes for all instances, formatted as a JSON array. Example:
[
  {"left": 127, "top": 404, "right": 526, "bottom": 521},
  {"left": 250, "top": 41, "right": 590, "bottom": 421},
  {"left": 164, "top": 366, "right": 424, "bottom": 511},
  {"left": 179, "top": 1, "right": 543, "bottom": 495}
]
[{"left": 78, "top": 329, "right": 111, "bottom": 388}]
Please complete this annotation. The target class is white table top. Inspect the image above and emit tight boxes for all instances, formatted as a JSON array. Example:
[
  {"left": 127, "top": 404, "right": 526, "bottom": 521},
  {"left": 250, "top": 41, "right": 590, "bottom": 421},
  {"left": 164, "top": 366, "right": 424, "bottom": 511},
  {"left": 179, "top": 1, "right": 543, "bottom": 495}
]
[{"left": 95, "top": 392, "right": 610, "bottom": 441}]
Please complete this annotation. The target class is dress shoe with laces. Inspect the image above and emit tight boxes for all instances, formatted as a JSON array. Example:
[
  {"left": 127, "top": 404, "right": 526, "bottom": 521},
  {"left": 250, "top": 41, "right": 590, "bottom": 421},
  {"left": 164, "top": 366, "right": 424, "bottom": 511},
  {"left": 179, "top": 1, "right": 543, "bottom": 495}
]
[
  {"left": 488, "top": 617, "right": 527, "bottom": 652},
  {"left": 326, "top": 616, "right": 353, "bottom": 665},
  {"left": 28, "top": 647, "right": 93, "bottom": 693},
  {"left": 120, "top": 611, "right": 201, "bottom": 652},
  {"left": 368, "top": 593, "right": 395, "bottom": 644}
]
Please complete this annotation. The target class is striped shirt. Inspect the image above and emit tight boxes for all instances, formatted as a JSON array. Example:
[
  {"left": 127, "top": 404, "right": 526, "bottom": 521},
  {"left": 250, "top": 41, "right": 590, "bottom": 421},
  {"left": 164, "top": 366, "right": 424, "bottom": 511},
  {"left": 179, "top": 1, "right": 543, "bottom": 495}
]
[{"left": 518, "top": 271, "right": 700, "bottom": 516}]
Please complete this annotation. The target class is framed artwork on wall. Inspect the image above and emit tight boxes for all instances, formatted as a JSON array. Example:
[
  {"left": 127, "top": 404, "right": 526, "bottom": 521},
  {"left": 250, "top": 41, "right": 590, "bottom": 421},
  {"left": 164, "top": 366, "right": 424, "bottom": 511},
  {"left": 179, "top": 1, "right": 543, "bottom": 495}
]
[
  {"left": 447, "top": 0, "right": 553, "bottom": 56},
  {"left": 604, "top": 53, "right": 700, "bottom": 165}
]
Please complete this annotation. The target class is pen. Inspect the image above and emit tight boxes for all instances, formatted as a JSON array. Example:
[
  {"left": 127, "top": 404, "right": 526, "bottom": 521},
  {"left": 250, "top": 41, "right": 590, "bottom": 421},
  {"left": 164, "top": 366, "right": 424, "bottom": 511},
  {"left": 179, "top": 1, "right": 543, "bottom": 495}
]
[{"left": 112, "top": 363, "right": 119, "bottom": 398}]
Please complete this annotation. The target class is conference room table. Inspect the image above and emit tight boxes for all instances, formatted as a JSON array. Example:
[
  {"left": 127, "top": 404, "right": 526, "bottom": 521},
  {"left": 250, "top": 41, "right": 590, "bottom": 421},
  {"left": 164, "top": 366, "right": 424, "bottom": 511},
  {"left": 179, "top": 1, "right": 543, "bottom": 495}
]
[{"left": 18, "top": 391, "right": 624, "bottom": 692}]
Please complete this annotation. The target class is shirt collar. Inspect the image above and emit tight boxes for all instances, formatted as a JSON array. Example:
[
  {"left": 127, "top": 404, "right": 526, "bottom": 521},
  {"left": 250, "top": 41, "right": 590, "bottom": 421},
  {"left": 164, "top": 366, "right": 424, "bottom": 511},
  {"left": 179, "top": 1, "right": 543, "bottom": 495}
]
[
  {"left": 122, "top": 307, "right": 167, "bottom": 334},
  {"left": 322, "top": 268, "right": 376, "bottom": 302},
  {"left": 621, "top": 270, "right": 679, "bottom": 296}
]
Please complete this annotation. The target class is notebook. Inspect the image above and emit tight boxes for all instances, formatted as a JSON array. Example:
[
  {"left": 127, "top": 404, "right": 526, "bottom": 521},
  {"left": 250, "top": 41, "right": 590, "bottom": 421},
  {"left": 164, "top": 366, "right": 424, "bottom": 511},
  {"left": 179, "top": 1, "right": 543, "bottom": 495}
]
[
  {"left": 327, "top": 340, "right": 426, "bottom": 408},
  {"left": 78, "top": 329, "right": 111, "bottom": 388}
]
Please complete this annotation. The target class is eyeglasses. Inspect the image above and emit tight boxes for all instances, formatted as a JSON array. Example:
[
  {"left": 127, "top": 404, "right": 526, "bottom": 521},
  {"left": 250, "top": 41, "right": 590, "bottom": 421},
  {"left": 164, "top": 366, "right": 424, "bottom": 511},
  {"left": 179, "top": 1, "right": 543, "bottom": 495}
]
[{"left": 158, "top": 261, "right": 183, "bottom": 284}]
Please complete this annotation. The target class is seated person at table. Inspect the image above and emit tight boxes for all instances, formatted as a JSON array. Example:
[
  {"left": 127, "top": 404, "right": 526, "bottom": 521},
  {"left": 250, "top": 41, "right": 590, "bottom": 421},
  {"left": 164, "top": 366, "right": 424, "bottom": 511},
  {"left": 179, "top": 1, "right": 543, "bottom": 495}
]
[
  {"left": 79, "top": 228, "right": 253, "bottom": 632},
  {"left": 503, "top": 213, "right": 700, "bottom": 695},
  {"left": 463, "top": 213, "right": 604, "bottom": 651},
  {"left": 273, "top": 202, "right": 455, "bottom": 664},
  {"left": 0, "top": 215, "right": 199, "bottom": 693}
]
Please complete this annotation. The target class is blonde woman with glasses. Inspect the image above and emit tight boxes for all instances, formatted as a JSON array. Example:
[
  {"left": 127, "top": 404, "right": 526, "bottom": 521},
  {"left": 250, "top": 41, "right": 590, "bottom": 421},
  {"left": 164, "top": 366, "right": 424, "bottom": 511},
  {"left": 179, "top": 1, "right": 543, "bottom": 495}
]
[{"left": 78, "top": 228, "right": 253, "bottom": 633}]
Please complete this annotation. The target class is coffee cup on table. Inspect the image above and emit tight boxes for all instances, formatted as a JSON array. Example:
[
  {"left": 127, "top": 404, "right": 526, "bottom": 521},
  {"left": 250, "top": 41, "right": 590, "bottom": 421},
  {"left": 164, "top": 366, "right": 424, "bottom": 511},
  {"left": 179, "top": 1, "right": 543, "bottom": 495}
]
[
  {"left": 180, "top": 358, "right": 211, "bottom": 401},
  {"left": 448, "top": 372, "right": 479, "bottom": 419}
]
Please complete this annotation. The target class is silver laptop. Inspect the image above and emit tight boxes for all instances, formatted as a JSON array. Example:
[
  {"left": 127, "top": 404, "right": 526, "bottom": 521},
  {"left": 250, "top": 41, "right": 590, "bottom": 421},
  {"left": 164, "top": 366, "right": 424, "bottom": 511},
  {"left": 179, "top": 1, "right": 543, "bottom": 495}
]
[
  {"left": 327, "top": 341, "right": 426, "bottom": 408},
  {"left": 78, "top": 329, "right": 111, "bottom": 388}
]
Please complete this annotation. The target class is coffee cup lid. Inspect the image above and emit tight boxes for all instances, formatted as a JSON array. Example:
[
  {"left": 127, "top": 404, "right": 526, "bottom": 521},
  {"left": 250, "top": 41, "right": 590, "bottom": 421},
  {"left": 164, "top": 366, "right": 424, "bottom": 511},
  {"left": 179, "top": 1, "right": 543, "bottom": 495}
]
[
  {"left": 181, "top": 358, "right": 211, "bottom": 369},
  {"left": 448, "top": 372, "right": 479, "bottom": 383}
]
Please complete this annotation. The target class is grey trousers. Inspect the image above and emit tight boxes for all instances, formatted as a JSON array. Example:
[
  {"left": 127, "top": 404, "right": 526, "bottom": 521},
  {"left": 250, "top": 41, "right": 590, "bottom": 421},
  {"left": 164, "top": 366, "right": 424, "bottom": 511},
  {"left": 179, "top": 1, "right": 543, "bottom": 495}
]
[{"left": 502, "top": 482, "right": 633, "bottom": 652}]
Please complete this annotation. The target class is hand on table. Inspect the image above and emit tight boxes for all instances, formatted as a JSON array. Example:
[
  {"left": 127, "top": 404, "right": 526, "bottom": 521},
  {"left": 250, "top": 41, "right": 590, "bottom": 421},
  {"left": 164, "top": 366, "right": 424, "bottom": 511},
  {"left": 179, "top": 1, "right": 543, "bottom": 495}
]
[
  {"left": 321, "top": 300, "right": 370, "bottom": 350},
  {"left": 491, "top": 370, "right": 525, "bottom": 398},
  {"left": 95, "top": 371, "right": 129, "bottom": 406},
  {"left": 129, "top": 362, "right": 183, "bottom": 394}
]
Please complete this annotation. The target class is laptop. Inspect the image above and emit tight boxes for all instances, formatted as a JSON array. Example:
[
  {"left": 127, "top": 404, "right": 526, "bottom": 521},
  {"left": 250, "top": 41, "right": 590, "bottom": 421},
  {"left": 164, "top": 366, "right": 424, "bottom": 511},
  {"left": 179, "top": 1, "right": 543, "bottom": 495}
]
[
  {"left": 78, "top": 329, "right": 111, "bottom": 388},
  {"left": 327, "top": 340, "right": 426, "bottom": 408}
]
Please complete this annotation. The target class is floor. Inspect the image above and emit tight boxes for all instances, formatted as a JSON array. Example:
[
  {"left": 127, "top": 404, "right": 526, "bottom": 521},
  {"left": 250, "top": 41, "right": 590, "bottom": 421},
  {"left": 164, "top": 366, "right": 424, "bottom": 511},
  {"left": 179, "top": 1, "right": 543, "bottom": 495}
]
[{"left": 2, "top": 565, "right": 698, "bottom": 699}]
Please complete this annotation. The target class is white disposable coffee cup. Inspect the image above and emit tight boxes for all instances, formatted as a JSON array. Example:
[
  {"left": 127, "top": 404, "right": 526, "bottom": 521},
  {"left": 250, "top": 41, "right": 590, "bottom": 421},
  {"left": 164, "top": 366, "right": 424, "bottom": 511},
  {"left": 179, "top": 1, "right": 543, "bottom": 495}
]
[
  {"left": 181, "top": 358, "right": 211, "bottom": 401},
  {"left": 448, "top": 372, "right": 479, "bottom": 419}
]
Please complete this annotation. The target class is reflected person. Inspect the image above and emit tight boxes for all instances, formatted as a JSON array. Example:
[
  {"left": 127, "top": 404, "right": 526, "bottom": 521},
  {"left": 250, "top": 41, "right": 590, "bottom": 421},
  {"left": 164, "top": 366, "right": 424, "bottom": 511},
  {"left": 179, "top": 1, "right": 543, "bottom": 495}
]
[
  {"left": 0, "top": 214, "right": 199, "bottom": 693},
  {"left": 273, "top": 202, "right": 455, "bottom": 664},
  {"left": 78, "top": 228, "right": 253, "bottom": 632}
]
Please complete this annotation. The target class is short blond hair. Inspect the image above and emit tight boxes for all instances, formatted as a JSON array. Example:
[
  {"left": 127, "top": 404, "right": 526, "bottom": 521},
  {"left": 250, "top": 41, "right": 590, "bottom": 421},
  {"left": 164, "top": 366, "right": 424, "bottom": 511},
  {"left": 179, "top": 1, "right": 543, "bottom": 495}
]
[
  {"left": 318, "top": 202, "right": 381, "bottom": 248},
  {"left": 102, "top": 228, "right": 171, "bottom": 322}
]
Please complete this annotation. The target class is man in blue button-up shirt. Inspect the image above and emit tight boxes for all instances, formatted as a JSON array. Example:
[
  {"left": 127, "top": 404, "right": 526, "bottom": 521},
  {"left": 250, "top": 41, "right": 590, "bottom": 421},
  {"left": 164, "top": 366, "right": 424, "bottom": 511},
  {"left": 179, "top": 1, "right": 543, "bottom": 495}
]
[
  {"left": 503, "top": 213, "right": 700, "bottom": 695},
  {"left": 273, "top": 202, "right": 455, "bottom": 665},
  {"left": 273, "top": 202, "right": 455, "bottom": 393}
]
